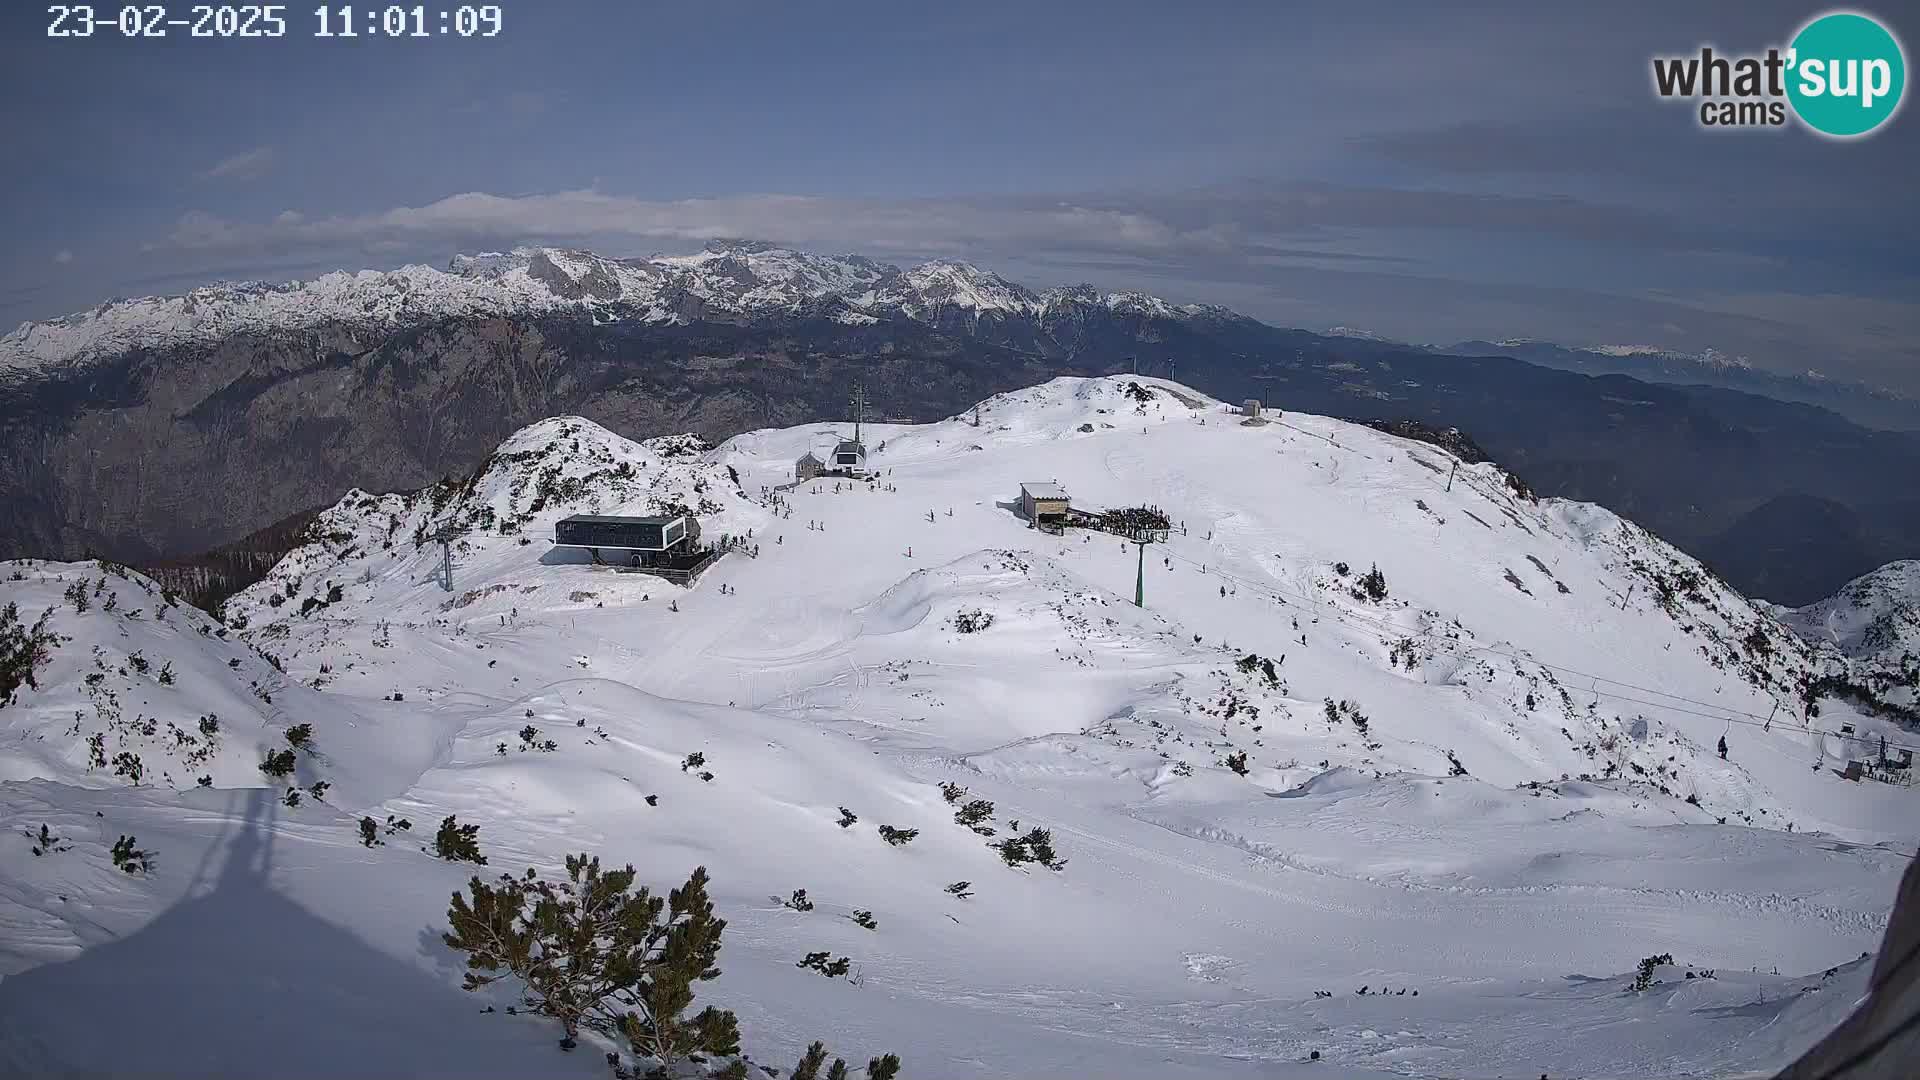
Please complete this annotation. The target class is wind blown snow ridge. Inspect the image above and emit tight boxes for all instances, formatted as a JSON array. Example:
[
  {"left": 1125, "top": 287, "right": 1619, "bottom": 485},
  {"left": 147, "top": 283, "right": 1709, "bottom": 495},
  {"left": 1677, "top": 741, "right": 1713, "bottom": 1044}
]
[
  {"left": 0, "top": 241, "right": 1222, "bottom": 376},
  {"left": 1, "top": 375, "right": 1914, "bottom": 1078}
]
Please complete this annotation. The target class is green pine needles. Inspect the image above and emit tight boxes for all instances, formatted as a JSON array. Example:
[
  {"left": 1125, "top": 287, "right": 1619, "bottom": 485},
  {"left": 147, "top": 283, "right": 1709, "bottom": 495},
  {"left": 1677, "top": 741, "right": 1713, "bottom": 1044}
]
[{"left": 444, "top": 856, "right": 902, "bottom": 1076}]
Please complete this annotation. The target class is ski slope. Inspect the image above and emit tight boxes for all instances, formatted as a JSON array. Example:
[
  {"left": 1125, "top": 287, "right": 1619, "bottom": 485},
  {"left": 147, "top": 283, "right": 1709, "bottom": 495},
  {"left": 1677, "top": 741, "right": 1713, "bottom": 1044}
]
[{"left": 2, "top": 376, "right": 1913, "bottom": 1079}]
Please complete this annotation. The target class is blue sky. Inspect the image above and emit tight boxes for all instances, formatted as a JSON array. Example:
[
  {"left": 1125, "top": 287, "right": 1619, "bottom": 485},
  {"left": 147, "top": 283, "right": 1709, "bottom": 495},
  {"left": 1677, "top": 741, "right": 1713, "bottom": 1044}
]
[{"left": 2, "top": 1, "right": 1915, "bottom": 393}]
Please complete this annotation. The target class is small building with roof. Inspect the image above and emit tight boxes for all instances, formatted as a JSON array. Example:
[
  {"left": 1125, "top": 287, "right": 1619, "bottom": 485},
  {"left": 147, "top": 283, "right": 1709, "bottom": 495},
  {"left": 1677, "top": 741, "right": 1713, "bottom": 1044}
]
[
  {"left": 554, "top": 514, "right": 692, "bottom": 565},
  {"left": 832, "top": 439, "right": 868, "bottom": 477},
  {"left": 795, "top": 451, "right": 825, "bottom": 482},
  {"left": 1020, "top": 481, "right": 1071, "bottom": 526}
]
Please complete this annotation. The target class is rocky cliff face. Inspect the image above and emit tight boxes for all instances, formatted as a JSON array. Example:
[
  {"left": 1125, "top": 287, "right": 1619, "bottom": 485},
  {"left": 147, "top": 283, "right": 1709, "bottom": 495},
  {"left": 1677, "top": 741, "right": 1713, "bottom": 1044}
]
[{"left": 1, "top": 312, "right": 1075, "bottom": 562}]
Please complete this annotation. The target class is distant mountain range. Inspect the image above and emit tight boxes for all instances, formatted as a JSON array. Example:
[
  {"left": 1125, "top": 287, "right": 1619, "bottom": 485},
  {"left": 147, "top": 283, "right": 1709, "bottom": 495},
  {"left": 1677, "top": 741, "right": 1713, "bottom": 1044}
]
[
  {"left": 3, "top": 240, "right": 1914, "bottom": 606},
  {"left": 1444, "top": 339, "right": 1917, "bottom": 433}
]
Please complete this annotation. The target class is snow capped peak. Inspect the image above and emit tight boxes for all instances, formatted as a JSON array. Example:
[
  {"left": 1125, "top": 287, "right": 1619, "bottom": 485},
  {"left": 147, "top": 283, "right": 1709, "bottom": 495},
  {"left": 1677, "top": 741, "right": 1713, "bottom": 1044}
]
[
  {"left": 1588, "top": 344, "right": 1752, "bottom": 370},
  {"left": 876, "top": 259, "right": 1041, "bottom": 317},
  {"left": 1324, "top": 325, "right": 1399, "bottom": 342},
  {"left": 1778, "top": 559, "right": 1920, "bottom": 666},
  {"left": 0, "top": 243, "right": 1246, "bottom": 377}
]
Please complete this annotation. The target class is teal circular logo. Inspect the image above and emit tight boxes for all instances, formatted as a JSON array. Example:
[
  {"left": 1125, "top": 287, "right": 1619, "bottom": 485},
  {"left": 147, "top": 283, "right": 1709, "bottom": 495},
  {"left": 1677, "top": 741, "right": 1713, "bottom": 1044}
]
[{"left": 1787, "top": 11, "right": 1907, "bottom": 137}]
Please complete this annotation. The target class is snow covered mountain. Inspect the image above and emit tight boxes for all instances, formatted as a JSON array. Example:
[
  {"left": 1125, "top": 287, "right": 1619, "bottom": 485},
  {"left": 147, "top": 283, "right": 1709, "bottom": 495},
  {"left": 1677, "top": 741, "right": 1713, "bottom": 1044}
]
[
  {"left": 3, "top": 376, "right": 1913, "bottom": 1078},
  {"left": 0, "top": 241, "right": 1222, "bottom": 379},
  {"left": 1777, "top": 560, "right": 1920, "bottom": 665}
]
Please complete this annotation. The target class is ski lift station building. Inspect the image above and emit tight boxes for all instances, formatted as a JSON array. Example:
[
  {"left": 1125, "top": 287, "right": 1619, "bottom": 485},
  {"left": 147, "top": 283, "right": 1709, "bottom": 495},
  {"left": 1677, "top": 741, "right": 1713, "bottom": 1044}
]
[
  {"left": 554, "top": 514, "right": 694, "bottom": 565},
  {"left": 1020, "top": 482, "right": 1071, "bottom": 523},
  {"left": 832, "top": 439, "right": 869, "bottom": 477}
]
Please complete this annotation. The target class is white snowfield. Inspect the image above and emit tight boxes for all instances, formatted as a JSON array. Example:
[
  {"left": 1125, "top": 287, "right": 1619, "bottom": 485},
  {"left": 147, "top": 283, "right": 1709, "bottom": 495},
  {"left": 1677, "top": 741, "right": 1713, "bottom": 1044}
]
[{"left": 2, "top": 375, "right": 1914, "bottom": 1079}]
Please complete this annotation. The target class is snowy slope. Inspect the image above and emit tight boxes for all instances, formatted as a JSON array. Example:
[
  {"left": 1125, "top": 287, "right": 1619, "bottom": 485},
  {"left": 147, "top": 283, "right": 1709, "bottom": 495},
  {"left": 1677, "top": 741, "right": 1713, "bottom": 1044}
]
[
  {"left": 1777, "top": 560, "right": 1920, "bottom": 666},
  {"left": 3, "top": 375, "right": 1915, "bottom": 1079}
]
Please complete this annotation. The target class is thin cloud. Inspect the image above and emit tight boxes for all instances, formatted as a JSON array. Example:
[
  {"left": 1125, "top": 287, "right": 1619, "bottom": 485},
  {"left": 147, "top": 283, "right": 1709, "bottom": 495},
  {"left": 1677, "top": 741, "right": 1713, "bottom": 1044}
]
[
  {"left": 53, "top": 250, "right": 74, "bottom": 264},
  {"left": 156, "top": 185, "right": 1713, "bottom": 265},
  {"left": 199, "top": 146, "right": 277, "bottom": 182}
]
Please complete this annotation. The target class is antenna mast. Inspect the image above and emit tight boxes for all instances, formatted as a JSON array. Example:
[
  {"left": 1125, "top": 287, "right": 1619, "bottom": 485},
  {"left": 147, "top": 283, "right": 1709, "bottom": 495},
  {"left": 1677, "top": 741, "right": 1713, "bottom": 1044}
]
[{"left": 851, "top": 382, "right": 867, "bottom": 446}]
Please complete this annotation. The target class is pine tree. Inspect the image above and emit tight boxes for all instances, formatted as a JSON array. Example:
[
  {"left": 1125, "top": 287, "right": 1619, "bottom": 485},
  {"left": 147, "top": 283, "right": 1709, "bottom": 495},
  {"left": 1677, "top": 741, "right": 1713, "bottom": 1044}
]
[
  {"left": 793, "top": 1042, "right": 830, "bottom": 1080},
  {"left": 433, "top": 815, "right": 487, "bottom": 864},
  {"left": 836, "top": 807, "right": 858, "bottom": 828},
  {"left": 444, "top": 857, "right": 739, "bottom": 1074},
  {"left": 877, "top": 825, "right": 918, "bottom": 847},
  {"left": 849, "top": 909, "right": 877, "bottom": 930},
  {"left": 259, "top": 748, "right": 296, "bottom": 779},
  {"left": 285, "top": 723, "right": 314, "bottom": 750},
  {"left": 359, "top": 816, "right": 383, "bottom": 847},
  {"left": 953, "top": 799, "right": 995, "bottom": 834}
]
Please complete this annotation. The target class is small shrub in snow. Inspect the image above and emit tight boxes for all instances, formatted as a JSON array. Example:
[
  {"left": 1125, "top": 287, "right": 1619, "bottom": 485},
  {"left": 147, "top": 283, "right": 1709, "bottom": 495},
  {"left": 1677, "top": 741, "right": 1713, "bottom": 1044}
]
[
  {"left": 797, "top": 951, "right": 852, "bottom": 978},
  {"left": 433, "top": 815, "right": 487, "bottom": 864},
  {"left": 1236, "top": 653, "right": 1281, "bottom": 688},
  {"left": 953, "top": 799, "right": 995, "bottom": 834},
  {"left": 945, "top": 880, "right": 973, "bottom": 900},
  {"left": 1447, "top": 751, "right": 1469, "bottom": 777},
  {"left": 444, "top": 856, "right": 740, "bottom": 1072},
  {"left": 359, "top": 816, "right": 383, "bottom": 847},
  {"left": 198, "top": 714, "right": 219, "bottom": 737},
  {"left": 285, "top": 723, "right": 314, "bottom": 750},
  {"left": 157, "top": 662, "right": 175, "bottom": 686},
  {"left": 849, "top": 909, "right": 877, "bottom": 930},
  {"left": 951, "top": 609, "right": 994, "bottom": 634},
  {"left": 789, "top": 1041, "right": 864, "bottom": 1080},
  {"left": 127, "top": 650, "right": 150, "bottom": 675},
  {"left": 25, "top": 824, "right": 72, "bottom": 856},
  {"left": 784, "top": 889, "right": 815, "bottom": 912},
  {"left": 1, "top": 603, "right": 64, "bottom": 706},
  {"left": 308, "top": 780, "right": 330, "bottom": 802},
  {"left": 260, "top": 749, "right": 297, "bottom": 779},
  {"left": 283, "top": 788, "right": 302, "bottom": 808},
  {"left": 682, "top": 751, "right": 706, "bottom": 773},
  {"left": 994, "top": 826, "right": 1067, "bottom": 871},
  {"left": 516, "top": 724, "right": 558, "bottom": 753},
  {"left": 1632, "top": 952, "right": 1675, "bottom": 992},
  {"left": 110, "top": 835, "right": 153, "bottom": 874},
  {"left": 938, "top": 781, "right": 966, "bottom": 805},
  {"left": 112, "top": 751, "right": 146, "bottom": 786},
  {"left": 877, "top": 825, "right": 918, "bottom": 847},
  {"left": 1354, "top": 564, "right": 1388, "bottom": 603},
  {"left": 1223, "top": 750, "right": 1249, "bottom": 776},
  {"left": 836, "top": 807, "right": 858, "bottom": 829}
]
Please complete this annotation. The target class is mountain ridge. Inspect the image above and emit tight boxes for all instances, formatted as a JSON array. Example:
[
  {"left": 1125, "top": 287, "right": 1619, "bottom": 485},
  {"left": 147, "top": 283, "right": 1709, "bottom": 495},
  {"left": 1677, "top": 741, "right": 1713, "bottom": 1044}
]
[
  {"left": 0, "top": 241, "right": 1230, "bottom": 379},
  {"left": 4, "top": 241, "right": 1915, "bottom": 609}
]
